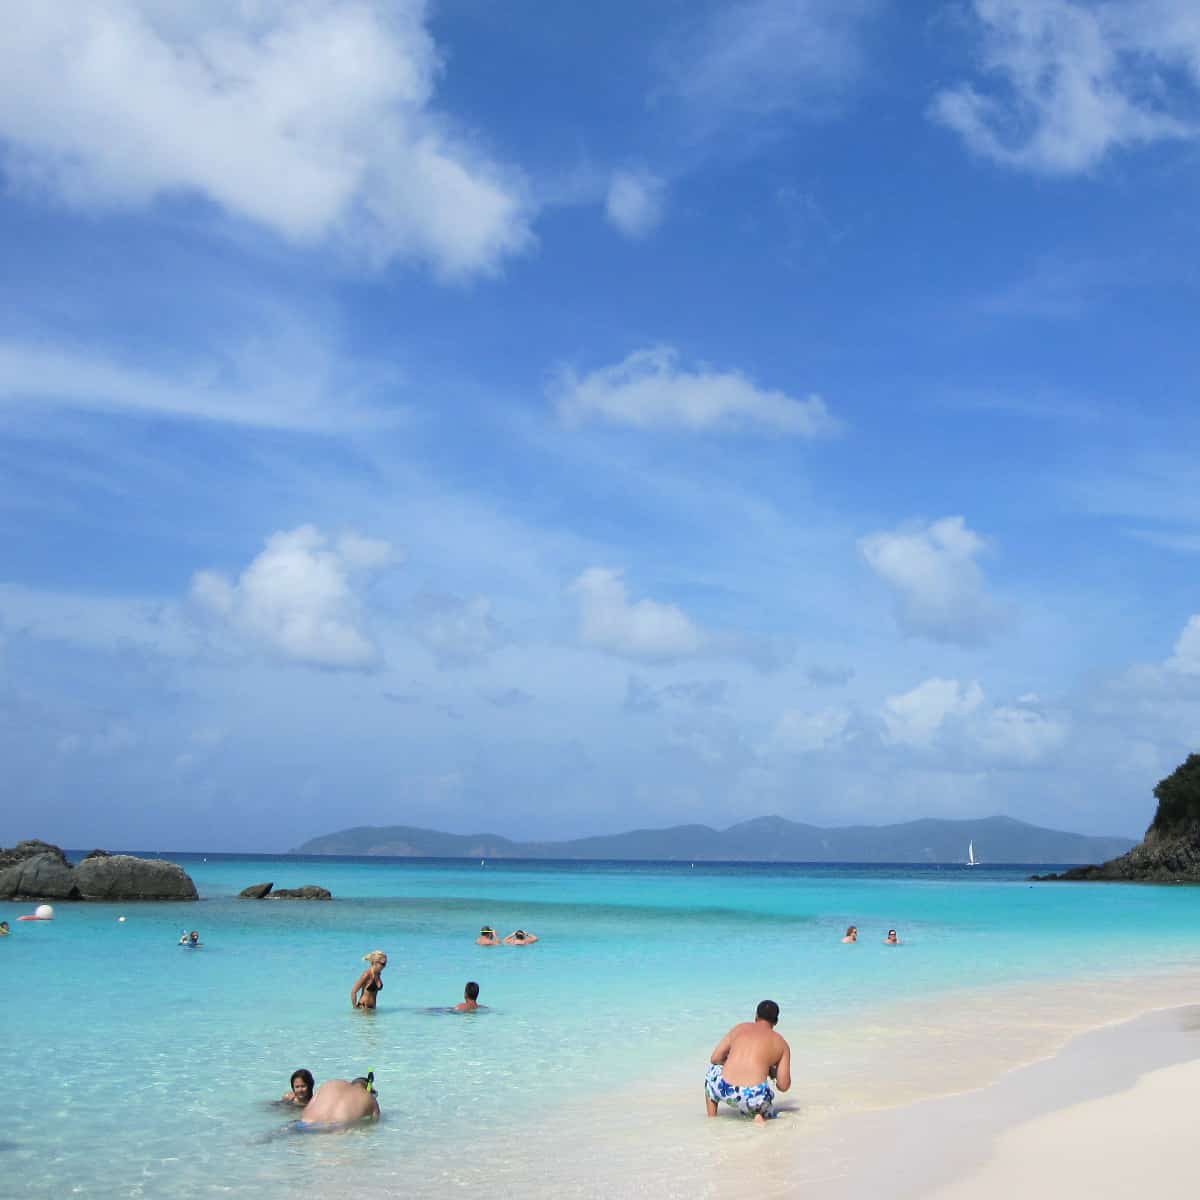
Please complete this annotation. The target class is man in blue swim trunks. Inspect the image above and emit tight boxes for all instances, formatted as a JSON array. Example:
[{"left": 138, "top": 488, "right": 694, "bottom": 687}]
[{"left": 705, "top": 1000, "right": 792, "bottom": 1124}]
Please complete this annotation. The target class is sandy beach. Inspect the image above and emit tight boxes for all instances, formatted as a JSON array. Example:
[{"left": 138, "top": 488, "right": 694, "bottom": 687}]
[{"left": 333, "top": 986, "right": 1200, "bottom": 1200}]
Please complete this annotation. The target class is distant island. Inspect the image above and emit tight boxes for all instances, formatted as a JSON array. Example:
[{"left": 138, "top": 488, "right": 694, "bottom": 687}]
[{"left": 293, "top": 814, "right": 1134, "bottom": 864}]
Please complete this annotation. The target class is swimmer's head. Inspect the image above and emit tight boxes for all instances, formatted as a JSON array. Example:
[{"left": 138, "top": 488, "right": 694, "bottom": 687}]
[
  {"left": 363, "top": 950, "right": 388, "bottom": 967},
  {"left": 479, "top": 926, "right": 495, "bottom": 938},
  {"left": 756, "top": 1000, "right": 780, "bottom": 1026},
  {"left": 290, "top": 1069, "right": 315, "bottom": 1103},
  {"left": 464, "top": 981, "right": 480, "bottom": 1001},
  {"left": 351, "top": 1072, "right": 377, "bottom": 1095},
  {"left": 514, "top": 929, "right": 526, "bottom": 941}
]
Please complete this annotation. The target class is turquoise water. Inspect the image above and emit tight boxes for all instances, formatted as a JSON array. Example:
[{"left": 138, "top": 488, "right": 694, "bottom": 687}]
[{"left": 5, "top": 855, "right": 1200, "bottom": 1198}]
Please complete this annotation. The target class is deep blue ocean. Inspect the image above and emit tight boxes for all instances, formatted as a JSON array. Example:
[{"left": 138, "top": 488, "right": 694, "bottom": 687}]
[{"left": 4, "top": 854, "right": 1200, "bottom": 1198}]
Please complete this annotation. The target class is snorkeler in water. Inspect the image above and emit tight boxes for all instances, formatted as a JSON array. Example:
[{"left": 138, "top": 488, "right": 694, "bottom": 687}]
[
  {"left": 503, "top": 929, "right": 538, "bottom": 945},
  {"left": 294, "top": 1074, "right": 380, "bottom": 1128}
]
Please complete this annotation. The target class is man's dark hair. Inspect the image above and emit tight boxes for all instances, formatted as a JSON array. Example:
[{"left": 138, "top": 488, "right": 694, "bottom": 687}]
[
  {"left": 465, "top": 981, "right": 480, "bottom": 1000},
  {"left": 290, "top": 1068, "right": 315, "bottom": 1093},
  {"left": 756, "top": 1000, "right": 780, "bottom": 1025}
]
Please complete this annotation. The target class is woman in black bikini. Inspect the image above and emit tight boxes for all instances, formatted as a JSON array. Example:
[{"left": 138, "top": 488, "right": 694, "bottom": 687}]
[{"left": 350, "top": 950, "right": 388, "bottom": 1009}]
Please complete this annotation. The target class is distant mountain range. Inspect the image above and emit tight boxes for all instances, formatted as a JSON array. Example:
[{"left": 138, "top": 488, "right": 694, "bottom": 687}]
[{"left": 292, "top": 815, "right": 1136, "bottom": 865}]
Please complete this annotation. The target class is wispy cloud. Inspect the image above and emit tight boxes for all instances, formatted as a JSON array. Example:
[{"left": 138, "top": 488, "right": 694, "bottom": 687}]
[
  {"left": 0, "top": 332, "right": 403, "bottom": 433},
  {"left": 553, "top": 346, "right": 838, "bottom": 436},
  {"left": 655, "top": 0, "right": 878, "bottom": 137},
  {"left": 605, "top": 169, "right": 666, "bottom": 239},
  {"left": 931, "top": 0, "right": 1200, "bottom": 175},
  {"left": 0, "top": 2, "right": 533, "bottom": 279}
]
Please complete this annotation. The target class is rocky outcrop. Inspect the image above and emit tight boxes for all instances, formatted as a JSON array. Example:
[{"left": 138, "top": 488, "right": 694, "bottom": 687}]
[
  {"left": 268, "top": 886, "right": 332, "bottom": 900},
  {"left": 0, "top": 841, "right": 197, "bottom": 901},
  {"left": 1035, "top": 756, "right": 1200, "bottom": 884},
  {"left": 239, "top": 882, "right": 274, "bottom": 899},
  {"left": 1034, "top": 822, "right": 1200, "bottom": 883}
]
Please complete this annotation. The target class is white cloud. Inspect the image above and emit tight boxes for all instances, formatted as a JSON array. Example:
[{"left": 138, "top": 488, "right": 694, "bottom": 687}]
[
  {"left": 191, "top": 525, "right": 397, "bottom": 669},
  {"left": 883, "top": 677, "right": 985, "bottom": 747},
  {"left": 0, "top": 2, "right": 532, "bottom": 279},
  {"left": 570, "top": 568, "right": 703, "bottom": 662},
  {"left": 1168, "top": 614, "right": 1200, "bottom": 674},
  {"left": 657, "top": 0, "right": 876, "bottom": 132},
  {"left": 931, "top": 0, "right": 1198, "bottom": 175},
  {"left": 769, "top": 706, "right": 852, "bottom": 754},
  {"left": 859, "top": 516, "right": 1008, "bottom": 646},
  {"left": 605, "top": 170, "right": 665, "bottom": 239},
  {"left": 554, "top": 346, "right": 838, "bottom": 436}
]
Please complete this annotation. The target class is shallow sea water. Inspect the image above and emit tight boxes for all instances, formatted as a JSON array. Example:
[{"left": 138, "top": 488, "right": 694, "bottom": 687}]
[{"left": 4, "top": 855, "right": 1200, "bottom": 1198}]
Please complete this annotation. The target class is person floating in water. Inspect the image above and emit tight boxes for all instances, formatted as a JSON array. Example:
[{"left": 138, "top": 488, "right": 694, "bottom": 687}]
[
  {"left": 295, "top": 1075, "right": 380, "bottom": 1128},
  {"left": 476, "top": 926, "right": 500, "bottom": 946},
  {"left": 705, "top": 1000, "right": 792, "bottom": 1124},
  {"left": 0, "top": 920, "right": 9, "bottom": 936},
  {"left": 503, "top": 929, "right": 538, "bottom": 945},
  {"left": 885, "top": 929, "right": 901, "bottom": 945},
  {"left": 455, "top": 982, "right": 482, "bottom": 1012},
  {"left": 351, "top": 950, "right": 387, "bottom": 1009},
  {"left": 281, "top": 1069, "right": 315, "bottom": 1106},
  {"left": 179, "top": 930, "right": 200, "bottom": 947},
  {"left": 842, "top": 925, "right": 858, "bottom": 943}
]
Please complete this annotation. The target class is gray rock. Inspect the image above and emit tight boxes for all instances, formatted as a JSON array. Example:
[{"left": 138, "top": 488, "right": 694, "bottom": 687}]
[
  {"left": 74, "top": 854, "right": 198, "bottom": 901},
  {"left": 9, "top": 853, "right": 81, "bottom": 899},
  {"left": 238, "top": 882, "right": 274, "bottom": 899},
  {"left": 268, "top": 885, "right": 332, "bottom": 900}
]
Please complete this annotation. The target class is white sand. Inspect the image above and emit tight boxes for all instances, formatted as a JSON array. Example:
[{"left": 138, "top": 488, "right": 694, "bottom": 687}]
[{"left": 929, "top": 1058, "right": 1200, "bottom": 1199}]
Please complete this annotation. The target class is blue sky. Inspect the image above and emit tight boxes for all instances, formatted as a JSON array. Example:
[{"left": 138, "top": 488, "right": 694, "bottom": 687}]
[{"left": 1, "top": 0, "right": 1198, "bottom": 851}]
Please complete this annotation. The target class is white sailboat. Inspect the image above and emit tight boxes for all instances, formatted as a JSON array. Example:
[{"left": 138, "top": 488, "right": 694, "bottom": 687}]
[{"left": 966, "top": 840, "right": 979, "bottom": 867}]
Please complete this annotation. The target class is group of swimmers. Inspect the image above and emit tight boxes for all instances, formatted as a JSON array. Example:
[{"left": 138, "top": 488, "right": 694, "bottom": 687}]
[
  {"left": 475, "top": 926, "right": 537, "bottom": 946},
  {"left": 841, "top": 925, "right": 901, "bottom": 944}
]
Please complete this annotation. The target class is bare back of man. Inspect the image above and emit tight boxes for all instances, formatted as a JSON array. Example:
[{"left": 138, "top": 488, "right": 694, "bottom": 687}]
[
  {"left": 718, "top": 1022, "right": 789, "bottom": 1087},
  {"left": 300, "top": 1079, "right": 380, "bottom": 1126}
]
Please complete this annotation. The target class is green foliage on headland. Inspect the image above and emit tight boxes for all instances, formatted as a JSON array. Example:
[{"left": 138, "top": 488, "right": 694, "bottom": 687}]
[{"left": 1148, "top": 754, "right": 1200, "bottom": 837}]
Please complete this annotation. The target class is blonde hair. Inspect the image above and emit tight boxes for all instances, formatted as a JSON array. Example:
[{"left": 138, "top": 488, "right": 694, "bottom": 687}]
[{"left": 363, "top": 950, "right": 387, "bottom": 966}]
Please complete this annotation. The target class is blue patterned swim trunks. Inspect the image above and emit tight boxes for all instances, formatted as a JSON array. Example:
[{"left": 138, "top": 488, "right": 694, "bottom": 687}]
[{"left": 705, "top": 1063, "right": 775, "bottom": 1117}]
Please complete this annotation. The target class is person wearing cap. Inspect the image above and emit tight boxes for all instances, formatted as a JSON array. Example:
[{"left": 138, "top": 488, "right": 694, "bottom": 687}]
[{"left": 476, "top": 926, "right": 501, "bottom": 946}]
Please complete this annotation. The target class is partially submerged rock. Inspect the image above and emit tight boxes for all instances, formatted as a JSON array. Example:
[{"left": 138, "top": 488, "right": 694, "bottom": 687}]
[
  {"left": 0, "top": 841, "right": 197, "bottom": 901},
  {"left": 268, "top": 885, "right": 332, "bottom": 900},
  {"left": 238, "top": 881, "right": 274, "bottom": 899}
]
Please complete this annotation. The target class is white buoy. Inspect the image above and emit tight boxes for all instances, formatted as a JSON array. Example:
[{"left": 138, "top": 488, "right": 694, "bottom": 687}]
[{"left": 34, "top": 903, "right": 54, "bottom": 920}]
